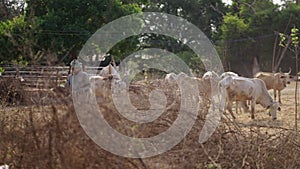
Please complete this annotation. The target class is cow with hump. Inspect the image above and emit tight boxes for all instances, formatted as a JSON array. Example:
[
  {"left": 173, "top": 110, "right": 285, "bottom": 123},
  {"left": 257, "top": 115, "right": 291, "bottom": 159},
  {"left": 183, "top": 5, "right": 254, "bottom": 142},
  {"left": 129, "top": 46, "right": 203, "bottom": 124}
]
[
  {"left": 219, "top": 76, "right": 281, "bottom": 120},
  {"left": 254, "top": 68, "right": 292, "bottom": 103}
]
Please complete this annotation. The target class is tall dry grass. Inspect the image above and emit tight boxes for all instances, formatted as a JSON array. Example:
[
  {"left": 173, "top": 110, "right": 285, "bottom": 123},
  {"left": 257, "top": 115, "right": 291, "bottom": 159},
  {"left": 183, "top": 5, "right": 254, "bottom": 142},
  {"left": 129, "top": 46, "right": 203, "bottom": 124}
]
[{"left": 0, "top": 78, "right": 300, "bottom": 168}]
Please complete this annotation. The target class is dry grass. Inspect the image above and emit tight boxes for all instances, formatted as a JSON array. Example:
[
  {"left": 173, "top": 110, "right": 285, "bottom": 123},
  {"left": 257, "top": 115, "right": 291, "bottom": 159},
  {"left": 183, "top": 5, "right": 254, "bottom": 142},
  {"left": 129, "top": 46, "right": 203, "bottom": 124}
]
[{"left": 0, "top": 79, "right": 300, "bottom": 168}]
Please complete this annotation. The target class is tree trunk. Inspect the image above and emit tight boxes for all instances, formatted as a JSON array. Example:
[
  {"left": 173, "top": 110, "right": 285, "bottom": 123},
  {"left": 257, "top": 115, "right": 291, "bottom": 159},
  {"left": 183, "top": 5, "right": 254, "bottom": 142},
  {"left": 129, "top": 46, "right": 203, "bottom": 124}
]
[
  {"left": 275, "top": 38, "right": 292, "bottom": 72},
  {"left": 252, "top": 56, "right": 260, "bottom": 77},
  {"left": 272, "top": 34, "right": 278, "bottom": 72},
  {"left": 295, "top": 47, "right": 298, "bottom": 131}
]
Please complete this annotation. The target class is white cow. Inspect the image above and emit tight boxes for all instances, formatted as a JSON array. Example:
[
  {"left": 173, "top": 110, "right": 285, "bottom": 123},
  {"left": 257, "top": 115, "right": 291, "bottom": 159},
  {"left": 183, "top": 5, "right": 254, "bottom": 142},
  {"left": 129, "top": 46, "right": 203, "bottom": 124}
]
[
  {"left": 219, "top": 76, "right": 280, "bottom": 120},
  {"left": 0, "top": 164, "right": 9, "bottom": 169},
  {"left": 220, "top": 71, "right": 249, "bottom": 113},
  {"left": 202, "top": 71, "right": 221, "bottom": 96},
  {"left": 99, "top": 64, "right": 121, "bottom": 80},
  {"left": 202, "top": 71, "right": 220, "bottom": 81},
  {"left": 220, "top": 71, "right": 238, "bottom": 79},
  {"left": 165, "top": 72, "right": 179, "bottom": 84},
  {"left": 165, "top": 72, "right": 190, "bottom": 84},
  {"left": 91, "top": 65, "right": 126, "bottom": 97}
]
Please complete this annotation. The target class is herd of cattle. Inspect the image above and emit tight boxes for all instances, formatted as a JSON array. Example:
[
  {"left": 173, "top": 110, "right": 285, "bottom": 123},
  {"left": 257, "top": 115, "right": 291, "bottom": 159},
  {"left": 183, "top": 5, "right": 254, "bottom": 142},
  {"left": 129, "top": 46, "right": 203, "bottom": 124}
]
[
  {"left": 75, "top": 64, "right": 293, "bottom": 121},
  {"left": 164, "top": 69, "right": 293, "bottom": 120}
]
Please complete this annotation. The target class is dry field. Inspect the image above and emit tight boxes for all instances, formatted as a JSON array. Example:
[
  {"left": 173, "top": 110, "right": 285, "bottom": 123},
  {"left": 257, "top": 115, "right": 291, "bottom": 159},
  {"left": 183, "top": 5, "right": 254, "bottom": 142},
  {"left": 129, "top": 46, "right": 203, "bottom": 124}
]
[{"left": 1, "top": 79, "right": 300, "bottom": 168}]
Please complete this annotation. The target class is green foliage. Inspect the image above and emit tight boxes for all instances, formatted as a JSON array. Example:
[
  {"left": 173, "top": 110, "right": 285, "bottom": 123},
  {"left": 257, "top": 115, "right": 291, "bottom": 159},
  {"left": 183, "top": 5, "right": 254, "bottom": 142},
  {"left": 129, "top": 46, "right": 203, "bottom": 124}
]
[
  {"left": 0, "top": 0, "right": 300, "bottom": 75},
  {"left": 0, "top": 67, "right": 4, "bottom": 74},
  {"left": 219, "top": 0, "right": 300, "bottom": 74},
  {"left": 144, "top": 0, "right": 227, "bottom": 40},
  {"left": 23, "top": 0, "right": 142, "bottom": 64},
  {"left": 279, "top": 33, "right": 287, "bottom": 47},
  {"left": 176, "top": 51, "right": 204, "bottom": 75},
  {"left": 0, "top": 0, "right": 25, "bottom": 21},
  {"left": 0, "top": 16, "right": 27, "bottom": 63},
  {"left": 291, "top": 26, "right": 299, "bottom": 46},
  {"left": 221, "top": 14, "right": 249, "bottom": 40},
  {"left": 11, "top": 56, "right": 28, "bottom": 67}
]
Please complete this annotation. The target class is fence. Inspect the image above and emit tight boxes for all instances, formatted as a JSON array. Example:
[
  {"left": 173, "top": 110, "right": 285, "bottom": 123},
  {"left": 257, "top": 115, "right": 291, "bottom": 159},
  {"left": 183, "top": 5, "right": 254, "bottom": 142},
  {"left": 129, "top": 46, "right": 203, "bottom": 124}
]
[{"left": 0, "top": 66, "right": 103, "bottom": 88}]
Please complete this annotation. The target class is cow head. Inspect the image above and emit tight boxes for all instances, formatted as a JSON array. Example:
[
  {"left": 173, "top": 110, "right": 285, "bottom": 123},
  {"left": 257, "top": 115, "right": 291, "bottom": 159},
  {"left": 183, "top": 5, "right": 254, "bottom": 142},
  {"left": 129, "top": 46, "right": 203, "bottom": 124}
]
[
  {"left": 203, "top": 71, "right": 220, "bottom": 81},
  {"left": 279, "top": 67, "right": 293, "bottom": 84},
  {"left": 267, "top": 102, "right": 281, "bottom": 120},
  {"left": 273, "top": 73, "right": 287, "bottom": 90}
]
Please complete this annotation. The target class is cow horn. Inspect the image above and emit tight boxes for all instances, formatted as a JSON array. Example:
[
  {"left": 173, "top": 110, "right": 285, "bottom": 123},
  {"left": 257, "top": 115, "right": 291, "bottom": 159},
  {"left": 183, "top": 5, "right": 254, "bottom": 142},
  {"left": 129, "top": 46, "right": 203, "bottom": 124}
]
[
  {"left": 288, "top": 67, "right": 292, "bottom": 74},
  {"left": 279, "top": 67, "right": 282, "bottom": 73}
]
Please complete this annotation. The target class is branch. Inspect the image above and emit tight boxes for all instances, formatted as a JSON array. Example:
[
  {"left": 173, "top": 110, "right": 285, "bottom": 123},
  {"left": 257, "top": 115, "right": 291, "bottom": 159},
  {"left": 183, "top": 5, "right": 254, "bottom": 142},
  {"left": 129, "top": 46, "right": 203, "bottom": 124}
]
[
  {"left": 210, "top": 4, "right": 225, "bottom": 16},
  {"left": 274, "top": 31, "right": 292, "bottom": 72},
  {"left": 239, "top": 0, "right": 257, "bottom": 14}
]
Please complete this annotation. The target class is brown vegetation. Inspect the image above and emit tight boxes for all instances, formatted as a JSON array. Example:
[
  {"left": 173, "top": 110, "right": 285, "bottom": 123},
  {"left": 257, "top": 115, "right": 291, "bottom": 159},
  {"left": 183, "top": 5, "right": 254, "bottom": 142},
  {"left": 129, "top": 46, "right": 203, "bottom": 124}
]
[{"left": 0, "top": 78, "right": 300, "bottom": 168}]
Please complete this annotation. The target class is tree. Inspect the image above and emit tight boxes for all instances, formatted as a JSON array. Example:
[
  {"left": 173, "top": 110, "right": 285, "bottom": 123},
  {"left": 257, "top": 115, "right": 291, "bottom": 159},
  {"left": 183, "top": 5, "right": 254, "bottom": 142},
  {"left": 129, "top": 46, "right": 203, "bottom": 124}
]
[
  {"left": 280, "top": 26, "right": 299, "bottom": 130},
  {"left": 144, "top": 0, "right": 227, "bottom": 40},
  {"left": 0, "top": 15, "right": 27, "bottom": 63},
  {"left": 0, "top": 0, "right": 25, "bottom": 21},
  {"left": 138, "top": 0, "right": 227, "bottom": 73},
  {"left": 218, "top": 0, "right": 300, "bottom": 76},
  {"left": 291, "top": 26, "right": 299, "bottom": 130},
  {"left": 22, "top": 0, "right": 142, "bottom": 64},
  {"left": 219, "top": 13, "right": 252, "bottom": 75}
]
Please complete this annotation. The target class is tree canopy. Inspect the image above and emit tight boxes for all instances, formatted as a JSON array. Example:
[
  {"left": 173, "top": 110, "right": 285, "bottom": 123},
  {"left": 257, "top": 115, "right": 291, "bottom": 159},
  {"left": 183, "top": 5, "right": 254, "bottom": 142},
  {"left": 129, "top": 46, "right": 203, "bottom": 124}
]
[{"left": 0, "top": 0, "right": 299, "bottom": 75}]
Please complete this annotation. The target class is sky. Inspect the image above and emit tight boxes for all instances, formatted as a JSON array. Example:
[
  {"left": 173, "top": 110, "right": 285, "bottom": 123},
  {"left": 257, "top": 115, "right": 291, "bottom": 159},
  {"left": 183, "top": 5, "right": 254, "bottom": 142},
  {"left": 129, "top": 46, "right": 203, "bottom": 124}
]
[{"left": 222, "top": 0, "right": 284, "bottom": 5}]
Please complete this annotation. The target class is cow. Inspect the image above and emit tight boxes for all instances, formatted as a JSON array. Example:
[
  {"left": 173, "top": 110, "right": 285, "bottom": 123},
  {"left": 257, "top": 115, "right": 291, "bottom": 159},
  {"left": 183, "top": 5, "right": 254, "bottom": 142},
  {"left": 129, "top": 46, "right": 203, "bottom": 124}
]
[
  {"left": 202, "top": 71, "right": 220, "bottom": 81},
  {"left": 165, "top": 72, "right": 189, "bottom": 85},
  {"left": 91, "top": 65, "right": 126, "bottom": 98},
  {"left": 279, "top": 68, "right": 293, "bottom": 84},
  {"left": 219, "top": 76, "right": 280, "bottom": 120},
  {"left": 202, "top": 71, "right": 221, "bottom": 96},
  {"left": 220, "top": 71, "right": 239, "bottom": 79},
  {"left": 254, "top": 69, "right": 292, "bottom": 103},
  {"left": 165, "top": 72, "right": 178, "bottom": 84},
  {"left": 0, "top": 164, "right": 9, "bottom": 169},
  {"left": 99, "top": 64, "right": 121, "bottom": 80},
  {"left": 165, "top": 72, "right": 211, "bottom": 107},
  {"left": 220, "top": 71, "right": 249, "bottom": 113}
]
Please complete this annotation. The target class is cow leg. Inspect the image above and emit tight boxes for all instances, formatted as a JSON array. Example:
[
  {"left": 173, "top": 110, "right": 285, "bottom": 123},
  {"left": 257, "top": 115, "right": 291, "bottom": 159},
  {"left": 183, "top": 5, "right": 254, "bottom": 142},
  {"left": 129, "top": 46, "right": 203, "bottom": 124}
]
[
  {"left": 226, "top": 100, "right": 236, "bottom": 119},
  {"left": 251, "top": 99, "right": 255, "bottom": 119},
  {"left": 273, "top": 89, "right": 277, "bottom": 102},
  {"left": 241, "top": 101, "right": 249, "bottom": 113},
  {"left": 278, "top": 90, "right": 282, "bottom": 104}
]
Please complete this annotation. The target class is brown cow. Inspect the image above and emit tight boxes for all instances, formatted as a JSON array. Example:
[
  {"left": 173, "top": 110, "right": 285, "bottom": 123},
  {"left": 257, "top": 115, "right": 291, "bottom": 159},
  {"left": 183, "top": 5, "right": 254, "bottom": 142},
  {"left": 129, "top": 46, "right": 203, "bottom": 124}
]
[{"left": 254, "top": 69, "right": 292, "bottom": 103}]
